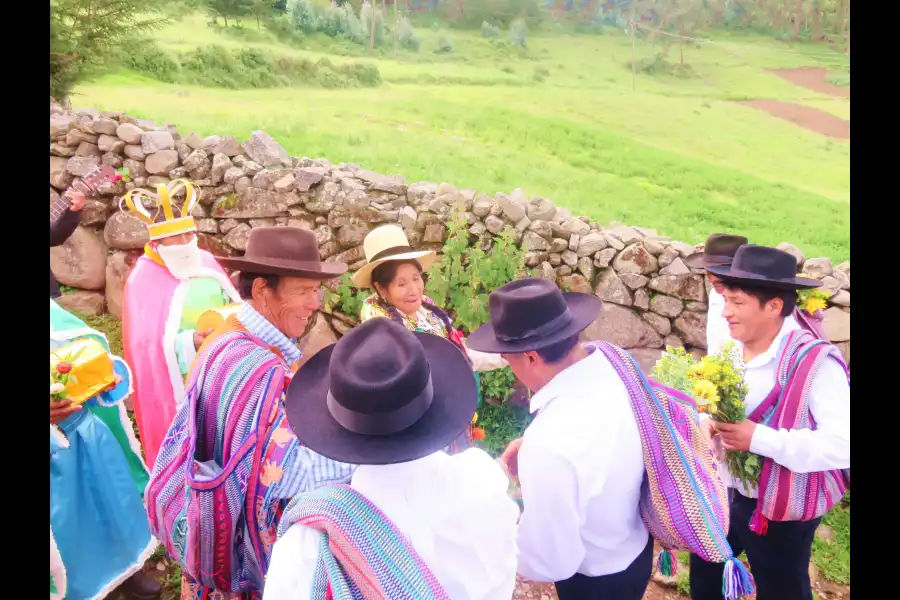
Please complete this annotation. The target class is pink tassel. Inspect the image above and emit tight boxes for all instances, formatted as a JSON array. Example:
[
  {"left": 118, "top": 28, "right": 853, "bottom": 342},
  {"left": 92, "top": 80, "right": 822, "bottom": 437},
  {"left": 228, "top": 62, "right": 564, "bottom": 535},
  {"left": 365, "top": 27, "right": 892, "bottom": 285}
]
[{"left": 749, "top": 508, "right": 769, "bottom": 535}]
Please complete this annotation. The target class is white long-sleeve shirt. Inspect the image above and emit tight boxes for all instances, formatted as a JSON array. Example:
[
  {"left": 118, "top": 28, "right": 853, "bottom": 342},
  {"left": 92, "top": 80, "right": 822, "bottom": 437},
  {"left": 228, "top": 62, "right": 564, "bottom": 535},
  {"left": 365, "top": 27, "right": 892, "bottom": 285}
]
[
  {"left": 725, "top": 315, "right": 851, "bottom": 497},
  {"left": 515, "top": 349, "right": 649, "bottom": 583},
  {"left": 706, "top": 288, "right": 734, "bottom": 356},
  {"left": 263, "top": 449, "right": 519, "bottom": 600}
]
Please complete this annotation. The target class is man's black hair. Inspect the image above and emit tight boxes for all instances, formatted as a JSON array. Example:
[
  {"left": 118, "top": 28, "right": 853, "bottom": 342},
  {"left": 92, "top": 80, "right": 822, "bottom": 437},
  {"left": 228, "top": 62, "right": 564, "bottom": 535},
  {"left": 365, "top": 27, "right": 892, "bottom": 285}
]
[
  {"left": 535, "top": 334, "right": 581, "bottom": 364},
  {"left": 721, "top": 279, "right": 796, "bottom": 318},
  {"left": 237, "top": 272, "right": 281, "bottom": 300}
]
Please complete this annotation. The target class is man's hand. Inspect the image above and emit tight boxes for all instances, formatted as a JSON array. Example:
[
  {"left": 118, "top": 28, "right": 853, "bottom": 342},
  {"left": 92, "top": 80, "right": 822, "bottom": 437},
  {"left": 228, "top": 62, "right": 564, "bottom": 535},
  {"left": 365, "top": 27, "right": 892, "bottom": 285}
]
[
  {"left": 699, "top": 418, "right": 725, "bottom": 461},
  {"left": 498, "top": 437, "right": 524, "bottom": 480},
  {"left": 50, "top": 398, "right": 81, "bottom": 425},
  {"left": 715, "top": 420, "right": 757, "bottom": 452},
  {"left": 64, "top": 190, "right": 85, "bottom": 212},
  {"left": 193, "top": 329, "right": 213, "bottom": 350}
]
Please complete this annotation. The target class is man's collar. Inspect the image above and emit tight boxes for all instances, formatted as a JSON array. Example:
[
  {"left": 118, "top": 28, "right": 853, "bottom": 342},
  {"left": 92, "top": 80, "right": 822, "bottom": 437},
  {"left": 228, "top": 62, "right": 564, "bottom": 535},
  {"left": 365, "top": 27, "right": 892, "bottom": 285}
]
[
  {"left": 743, "top": 315, "right": 800, "bottom": 368},
  {"left": 236, "top": 303, "right": 302, "bottom": 366}
]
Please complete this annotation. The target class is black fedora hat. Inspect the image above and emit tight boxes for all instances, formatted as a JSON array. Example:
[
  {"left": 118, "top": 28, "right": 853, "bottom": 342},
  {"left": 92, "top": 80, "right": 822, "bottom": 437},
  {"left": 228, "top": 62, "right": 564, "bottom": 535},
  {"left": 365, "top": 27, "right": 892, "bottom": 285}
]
[
  {"left": 285, "top": 318, "right": 477, "bottom": 465},
  {"left": 466, "top": 278, "right": 603, "bottom": 354},
  {"left": 683, "top": 233, "right": 749, "bottom": 269},
  {"left": 707, "top": 245, "right": 822, "bottom": 291}
]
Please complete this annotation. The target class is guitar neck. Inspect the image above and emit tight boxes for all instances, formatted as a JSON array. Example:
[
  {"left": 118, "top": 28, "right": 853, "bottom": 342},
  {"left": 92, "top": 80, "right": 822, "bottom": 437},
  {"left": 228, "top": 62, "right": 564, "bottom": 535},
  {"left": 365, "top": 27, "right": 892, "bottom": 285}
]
[{"left": 50, "top": 195, "right": 70, "bottom": 224}]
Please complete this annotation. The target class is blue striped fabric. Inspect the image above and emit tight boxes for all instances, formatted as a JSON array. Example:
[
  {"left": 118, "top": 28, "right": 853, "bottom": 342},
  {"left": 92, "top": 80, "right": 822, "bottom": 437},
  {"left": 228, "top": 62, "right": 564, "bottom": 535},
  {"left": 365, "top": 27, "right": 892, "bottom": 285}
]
[{"left": 236, "top": 303, "right": 302, "bottom": 366}]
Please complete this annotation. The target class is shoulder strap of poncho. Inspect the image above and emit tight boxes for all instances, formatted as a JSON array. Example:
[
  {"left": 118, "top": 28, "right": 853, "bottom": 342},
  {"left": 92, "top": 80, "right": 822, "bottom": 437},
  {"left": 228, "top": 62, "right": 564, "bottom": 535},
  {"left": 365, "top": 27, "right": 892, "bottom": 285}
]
[
  {"left": 277, "top": 485, "right": 450, "bottom": 600},
  {"left": 587, "top": 341, "right": 754, "bottom": 599}
]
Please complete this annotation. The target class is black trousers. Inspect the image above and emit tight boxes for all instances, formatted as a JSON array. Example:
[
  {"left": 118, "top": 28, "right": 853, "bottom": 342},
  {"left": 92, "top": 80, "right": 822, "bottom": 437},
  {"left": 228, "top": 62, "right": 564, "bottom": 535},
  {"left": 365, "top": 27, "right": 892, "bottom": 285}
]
[
  {"left": 555, "top": 535, "right": 653, "bottom": 600},
  {"left": 690, "top": 492, "right": 821, "bottom": 600}
]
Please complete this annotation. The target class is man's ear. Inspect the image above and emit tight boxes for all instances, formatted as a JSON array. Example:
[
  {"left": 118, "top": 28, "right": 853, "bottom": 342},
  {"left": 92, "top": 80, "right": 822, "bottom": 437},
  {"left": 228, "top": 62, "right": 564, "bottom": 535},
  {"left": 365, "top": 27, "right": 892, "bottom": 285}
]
[{"left": 767, "top": 296, "right": 784, "bottom": 316}]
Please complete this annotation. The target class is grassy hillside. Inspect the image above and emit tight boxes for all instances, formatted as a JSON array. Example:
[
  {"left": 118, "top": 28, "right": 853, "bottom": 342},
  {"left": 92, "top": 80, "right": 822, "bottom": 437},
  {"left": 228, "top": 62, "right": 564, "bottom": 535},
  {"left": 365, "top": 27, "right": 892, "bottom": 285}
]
[{"left": 72, "top": 12, "right": 849, "bottom": 259}]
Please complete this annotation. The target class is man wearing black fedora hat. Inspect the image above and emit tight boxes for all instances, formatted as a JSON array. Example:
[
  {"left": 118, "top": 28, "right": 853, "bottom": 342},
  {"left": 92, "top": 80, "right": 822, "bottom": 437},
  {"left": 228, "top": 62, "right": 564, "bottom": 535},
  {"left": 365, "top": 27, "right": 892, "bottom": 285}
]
[
  {"left": 465, "top": 278, "right": 654, "bottom": 600},
  {"left": 684, "top": 233, "right": 749, "bottom": 356},
  {"left": 689, "top": 245, "right": 850, "bottom": 600},
  {"left": 264, "top": 318, "right": 519, "bottom": 600},
  {"left": 145, "top": 227, "right": 357, "bottom": 600}
]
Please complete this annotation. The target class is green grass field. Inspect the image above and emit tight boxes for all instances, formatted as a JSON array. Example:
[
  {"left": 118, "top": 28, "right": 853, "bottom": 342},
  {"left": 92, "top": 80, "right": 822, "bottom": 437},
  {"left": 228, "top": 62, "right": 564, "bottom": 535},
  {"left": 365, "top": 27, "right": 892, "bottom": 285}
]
[{"left": 72, "top": 13, "right": 849, "bottom": 261}]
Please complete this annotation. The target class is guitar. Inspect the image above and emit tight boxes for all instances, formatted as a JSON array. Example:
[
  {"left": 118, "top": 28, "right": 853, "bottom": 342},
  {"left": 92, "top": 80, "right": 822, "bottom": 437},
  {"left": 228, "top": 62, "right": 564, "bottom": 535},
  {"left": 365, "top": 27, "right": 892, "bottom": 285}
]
[{"left": 50, "top": 165, "right": 121, "bottom": 226}]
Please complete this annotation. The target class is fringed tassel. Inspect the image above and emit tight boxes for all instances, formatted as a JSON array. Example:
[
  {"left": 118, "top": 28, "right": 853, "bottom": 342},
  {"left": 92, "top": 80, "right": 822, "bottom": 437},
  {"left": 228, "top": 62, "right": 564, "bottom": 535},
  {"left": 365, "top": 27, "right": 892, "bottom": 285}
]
[
  {"left": 722, "top": 557, "right": 755, "bottom": 599},
  {"left": 748, "top": 507, "right": 769, "bottom": 535},
  {"left": 656, "top": 548, "right": 678, "bottom": 577}
]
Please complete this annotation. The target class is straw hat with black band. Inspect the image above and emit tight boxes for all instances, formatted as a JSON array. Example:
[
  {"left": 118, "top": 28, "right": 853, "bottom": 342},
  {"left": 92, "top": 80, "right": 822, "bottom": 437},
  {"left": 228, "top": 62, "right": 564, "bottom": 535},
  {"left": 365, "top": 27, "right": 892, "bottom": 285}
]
[{"left": 351, "top": 225, "right": 436, "bottom": 288}]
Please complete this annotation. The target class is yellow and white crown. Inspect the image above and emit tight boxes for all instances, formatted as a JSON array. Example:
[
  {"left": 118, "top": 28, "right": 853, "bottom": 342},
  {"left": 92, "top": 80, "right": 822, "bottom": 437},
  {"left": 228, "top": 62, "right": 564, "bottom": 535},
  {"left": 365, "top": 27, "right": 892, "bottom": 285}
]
[{"left": 121, "top": 179, "right": 200, "bottom": 241}]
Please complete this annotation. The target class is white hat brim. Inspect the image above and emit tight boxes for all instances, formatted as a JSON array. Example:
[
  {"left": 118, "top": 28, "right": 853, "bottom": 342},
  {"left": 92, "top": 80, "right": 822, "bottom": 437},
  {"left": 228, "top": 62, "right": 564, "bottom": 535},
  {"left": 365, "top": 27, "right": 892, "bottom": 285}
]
[{"left": 351, "top": 250, "right": 437, "bottom": 288}]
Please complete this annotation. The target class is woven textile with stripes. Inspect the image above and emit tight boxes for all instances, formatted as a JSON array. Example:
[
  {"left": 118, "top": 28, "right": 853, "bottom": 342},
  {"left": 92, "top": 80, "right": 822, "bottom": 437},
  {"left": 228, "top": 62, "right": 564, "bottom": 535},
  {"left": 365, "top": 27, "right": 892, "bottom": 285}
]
[
  {"left": 747, "top": 330, "right": 850, "bottom": 534},
  {"left": 588, "top": 342, "right": 753, "bottom": 599},
  {"left": 146, "top": 330, "right": 301, "bottom": 594},
  {"left": 277, "top": 485, "right": 450, "bottom": 600}
]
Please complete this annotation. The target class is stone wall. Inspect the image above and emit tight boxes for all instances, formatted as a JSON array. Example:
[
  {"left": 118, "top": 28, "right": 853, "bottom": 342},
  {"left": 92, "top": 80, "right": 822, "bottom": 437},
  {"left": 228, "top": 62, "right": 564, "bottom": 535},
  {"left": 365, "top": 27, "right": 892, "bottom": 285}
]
[{"left": 49, "top": 102, "right": 851, "bottom": 366}]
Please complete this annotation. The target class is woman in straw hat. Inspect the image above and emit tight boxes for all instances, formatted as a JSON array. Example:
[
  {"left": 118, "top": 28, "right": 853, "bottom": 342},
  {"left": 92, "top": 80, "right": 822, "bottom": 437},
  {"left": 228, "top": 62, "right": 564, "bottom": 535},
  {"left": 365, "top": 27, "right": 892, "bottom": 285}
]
[{"left": 352, "top": 225, "right": 507, "bottom": 451}]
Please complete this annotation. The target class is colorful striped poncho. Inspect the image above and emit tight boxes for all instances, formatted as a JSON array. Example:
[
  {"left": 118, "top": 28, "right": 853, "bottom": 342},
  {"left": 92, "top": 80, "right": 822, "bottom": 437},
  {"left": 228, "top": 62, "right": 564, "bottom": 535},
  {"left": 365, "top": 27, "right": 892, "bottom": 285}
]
[
  {"left": 747, "top": 329, "right": 850, "bottom": 533},
  {"left": 588, "top": 341, "right": 754, "bottom": 599},
  {"left": 146, "top": 322, "right": 353, "bottom": 597},
  {"left": 277, "top": 485, "right": 450, "bottom": 600}
]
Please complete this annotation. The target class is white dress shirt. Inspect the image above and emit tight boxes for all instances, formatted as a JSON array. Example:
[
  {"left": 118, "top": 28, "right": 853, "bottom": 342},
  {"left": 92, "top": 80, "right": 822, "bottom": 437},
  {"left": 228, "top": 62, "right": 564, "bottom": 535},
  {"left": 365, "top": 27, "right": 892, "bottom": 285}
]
[
  {"left": 723, "top": 316, "right": 851, "bottom": 498},
  {"left": 516, "top": 349, "right": 649, "bottom": 583},
  {"left": 706, "top": 288, "right": 735, "bottom": 356},
  {"left": 263, "top": 449, "right": 519, "bottom": 600}
]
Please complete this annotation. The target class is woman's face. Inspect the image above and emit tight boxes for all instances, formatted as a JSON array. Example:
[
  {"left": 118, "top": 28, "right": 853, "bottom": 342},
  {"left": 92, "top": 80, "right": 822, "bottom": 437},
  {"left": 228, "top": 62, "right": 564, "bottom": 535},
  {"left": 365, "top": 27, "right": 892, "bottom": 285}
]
[{"left": 375, "top": 262, "right": 425, "bottom": 317}]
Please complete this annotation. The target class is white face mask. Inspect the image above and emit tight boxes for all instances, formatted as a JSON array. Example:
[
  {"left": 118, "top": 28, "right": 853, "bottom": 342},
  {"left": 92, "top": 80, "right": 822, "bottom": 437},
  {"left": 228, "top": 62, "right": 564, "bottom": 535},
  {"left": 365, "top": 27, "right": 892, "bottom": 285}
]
[{"left": 157, "top": 238, "right": 202, "bottom": 280}]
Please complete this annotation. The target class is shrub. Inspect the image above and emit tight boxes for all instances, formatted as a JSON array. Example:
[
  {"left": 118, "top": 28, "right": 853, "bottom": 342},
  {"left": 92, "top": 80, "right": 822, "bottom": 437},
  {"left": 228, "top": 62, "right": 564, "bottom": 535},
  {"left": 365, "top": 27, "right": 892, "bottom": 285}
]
[
  {"left": 533, "top": 65, "right": 549, "bottom": 82},
  {"left": 338, "top": 61, "right": 381, "bottom": 86},
  {"left": 481, "top": 21, "right": 502, "bottom": 39},
  {"left": 396, "top": 15, "right": 421, "bottom": 52},
  {"left": 289, "top": 0, "right": 318, "bottom": 33},
  {"left": 476, "top": 399, "right": 534, "bottom": 457},
  {"left": 435, "top": 36, "right": 454, "bottom": 54},
  {"left": 120, "top": 41, "right": 180, "bottom": 83},
  {"left": 425, "top": 211, "right": 525, "bottom": 334},
  {"left": 359, "top": 1, "right": 386, "bottom": 46},
  {"left": 509, "top": 18, "right": 527, "bottom": 47}
]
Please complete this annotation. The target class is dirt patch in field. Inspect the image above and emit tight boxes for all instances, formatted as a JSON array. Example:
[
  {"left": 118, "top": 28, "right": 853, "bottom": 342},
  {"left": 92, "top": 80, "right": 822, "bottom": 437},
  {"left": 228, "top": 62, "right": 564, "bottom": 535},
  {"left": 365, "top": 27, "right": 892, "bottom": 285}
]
[
  {"left": 769, "top": 67, "right": 849, "bottom": 98},
  {"left": 737, "top": 100, "right": 849, "bottom": 139}
]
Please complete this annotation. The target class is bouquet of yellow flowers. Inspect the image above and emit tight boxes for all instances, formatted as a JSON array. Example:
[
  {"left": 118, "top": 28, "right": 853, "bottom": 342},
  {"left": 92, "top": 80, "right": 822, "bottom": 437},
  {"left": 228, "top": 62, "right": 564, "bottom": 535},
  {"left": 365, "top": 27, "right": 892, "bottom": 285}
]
[
  {"left": 652, "top": 343, "right": 760, "bottom": 492},
  {"left": 798, "top": 288, "right": 829, "bottom": 316}
]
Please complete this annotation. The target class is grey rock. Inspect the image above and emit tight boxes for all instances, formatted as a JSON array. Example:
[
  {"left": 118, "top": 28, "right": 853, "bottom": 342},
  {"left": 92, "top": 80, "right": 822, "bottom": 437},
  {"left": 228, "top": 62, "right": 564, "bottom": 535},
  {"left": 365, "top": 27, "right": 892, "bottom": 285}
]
[
  {"left": 561, "top": 250, "right": 578, "bottom": 267},
  {"left": 567, "top": 218, "right": 591, "bottom": 237},
  {"left": 613, "top": 243, "right": 658, "bottom": 275},
  {"left": 50, "top": 143, "right": 76, "bottom": 158},
  {"left": 212, "top": 135, "right": 242, "bottom": 157},
  {"left": 525, "top": 251, "right": 550, "bottom": 267},
  {"left": 75, "top": 142, "right": 101, "bottom": 157},
  {"left": 243, "top": 130, "right": 289, "bottom": 167},
  {"left": 660, "top": 257, "right": 691, "bottom": 276},
  {"left": 777, "top": 242, "right": 805, "bottom": 269},
  {"left": 658, "top": 246, "right": 680, "bottom": 269},
  {"left": 633, "top": 288, "right": 650, "bottom": 310},
  {"left": 830, "top": 290, "right": 850, "bottom": 307},
  {"left": 141, "top": 130, "right": 175, "bottom": 154},
  {"left": 529, "top": 220, "right": 553, "bottom": 240},
  {"left": 485, "top": 215, "right": 505, "bottom": 235},
  {"left": 183, "top": 132, "right": 203, "bottom": 149},
  {"left": 674, "top": 312, "right": 707, "bottom": 348},
  {"left": 577, "top": 231, "right": 608, "bottom": 257},
  {"left": 620, "top": 273, "right": 649, "bottom": 289},
  {"left": 582, "top": 304, "right": 662, "bottom": 348},
  {"left": 473, "top": 194, "right": 494, "bottom": 218},
  {"left": 522, "top": 231, "right": 551, "bottom": 251},
  {"left": 822, "top": 307, "right": 850, "bottom": 342},
  {"left": 568, "top": 234, "right": 580, "bottom": 252},
  {"left": 211, "top": 153, "right": 232, "bottom": 184},
  {"left": 97, "top": 134, "right": 125, "bottom": 153},
  {"left": 116, "top": 123, "right": 144, "bottom": 144},
  {"left": 593, "top": 248, "right": 617, "bottom": 268},
  {"left": 642, "top": 312, "right": 672, "bottom": 336},
  {"left": 66, "top": 156, "right": 100, "bottom": 177},
  {"left": 559, "top": 274, "right": 592, "bottom": 294},
  {"left": 224, "top": 223, "right": 252, "bottom": 251},
  {"left": 802, "top": 257, "right": 833, "bottom": 279},
  {"left": 183, "top": 149, "right": 209, "bottom": 172},
  {"left": 649, "top": 275, "right": 706, "bottom": 302},
  {"left": 551, "top": 238, "right": 569, "bottom": 253},
  {"left": 196, "top": 218, "right": 218, "bottom": 234},
  {"left": 577, "top": 257, "right": 594, "bottom": 280},
  {"left": 643, "top": 239, "right": 665, "bottom": 256},
  {"left": 527, "top": 196, "right": 557, "bottom": 222},
  {"left": 103, "top": 212, "right": 149, "bottom": 250},
  {"left": 423, "top": 224, "right": 446, "bottom": 243},
  {"left": 650, "top": 295, "right": 684, "bottom": 318},
  {"left": 145, "top": 150, "right": 179, "bottom": 175},
  {"left": 594, "top": 269, "right": 633, "bottom": 307},
  {"left": 123, "top": 144, "right": 146, "bottom": 160}
]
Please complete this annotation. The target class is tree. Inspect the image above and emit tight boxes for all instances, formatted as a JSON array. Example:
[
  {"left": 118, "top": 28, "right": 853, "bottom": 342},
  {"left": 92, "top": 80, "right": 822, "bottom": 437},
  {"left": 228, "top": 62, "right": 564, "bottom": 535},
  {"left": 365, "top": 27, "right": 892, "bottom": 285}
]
[
  {"left": 249, "top": 0, "right": 275, "bottom": 28},
  {"left": 206, "top": 0, "right": 253, "bottom": 27},
  {"left": 50, "top": 0, "right": 166, "bottom": 102}
]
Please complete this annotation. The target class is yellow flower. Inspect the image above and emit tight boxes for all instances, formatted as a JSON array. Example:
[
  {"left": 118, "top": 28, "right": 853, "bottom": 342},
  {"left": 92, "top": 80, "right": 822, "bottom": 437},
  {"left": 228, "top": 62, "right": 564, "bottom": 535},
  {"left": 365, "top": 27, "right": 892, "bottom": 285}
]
[
  {"left": 472, "top": 412, "right": 478, "bottom": 425},
  {"left": 805, "top": 296, "right": 827, "bottom": 313},
  {"left": 693, "top": 379, "right": 720, "bottom": 408}
]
